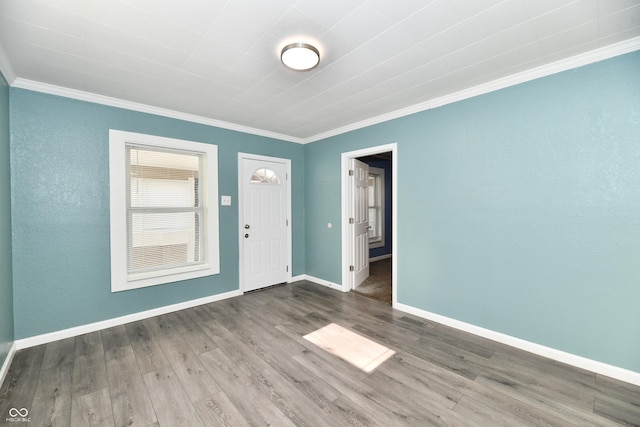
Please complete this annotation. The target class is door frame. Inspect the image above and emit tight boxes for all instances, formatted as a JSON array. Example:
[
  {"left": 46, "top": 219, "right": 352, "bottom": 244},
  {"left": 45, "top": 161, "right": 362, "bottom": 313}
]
[
  {"left": 238, "top": 153, "right": 292, "bottom": 293},
  {"left": 341, "top": 143, "right": 398, "bottom": 306}
]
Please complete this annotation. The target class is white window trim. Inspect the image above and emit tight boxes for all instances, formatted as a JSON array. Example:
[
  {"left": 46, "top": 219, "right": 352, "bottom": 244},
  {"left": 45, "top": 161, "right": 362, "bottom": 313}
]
[
  {"left": 109, "top": 130, "right": 219, "bottom": 292},
  {"left": 368, "top": 166, "right": 385, "bottom": 249}
]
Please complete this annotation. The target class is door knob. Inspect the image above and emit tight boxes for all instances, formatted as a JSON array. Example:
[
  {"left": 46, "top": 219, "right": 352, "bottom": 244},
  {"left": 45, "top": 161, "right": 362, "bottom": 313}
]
[
  {"left": 244, "top": 224, "right": 250, "bottom": 229},
  {"left": 244, "top": 233, "right": 249, "bottom": 238}
]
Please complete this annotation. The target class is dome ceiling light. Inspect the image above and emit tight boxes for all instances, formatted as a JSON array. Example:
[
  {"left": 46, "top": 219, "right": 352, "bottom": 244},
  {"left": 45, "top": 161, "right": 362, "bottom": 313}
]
[{"left": 280, "top": 42, "right": 320, "bottom": 71}]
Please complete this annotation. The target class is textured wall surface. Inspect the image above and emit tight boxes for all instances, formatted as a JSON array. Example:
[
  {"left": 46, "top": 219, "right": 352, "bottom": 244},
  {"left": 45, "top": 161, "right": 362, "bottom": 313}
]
[
  {"left": 10, "top": 90, "right": 305, "bottom": 339},
  {"left": 6, "top": 50, "right": 640, "bottom": 376},
  {"left": 305, "top": 51, "right": 640, "bottom": 373},
  {"left": 0, "top": 72, "right": 13, "bottom": 367}
]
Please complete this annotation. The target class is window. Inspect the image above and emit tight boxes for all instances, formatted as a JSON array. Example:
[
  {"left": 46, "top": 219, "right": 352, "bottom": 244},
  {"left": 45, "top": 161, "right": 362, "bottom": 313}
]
[
  {"left": 368, "top": 167, "right": 385, "bottom": 249},
  {"left": 251, "top": 168, "right": 281, "bottom": 184},
  {"left": 109, "top": 130, "right": 219, "bottom": 292}
]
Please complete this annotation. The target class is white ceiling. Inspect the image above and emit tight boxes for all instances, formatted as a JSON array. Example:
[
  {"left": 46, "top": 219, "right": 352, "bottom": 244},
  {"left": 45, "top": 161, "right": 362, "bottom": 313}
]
[{"left": 0, "top": 0, "right": 639, "bottom": 143}]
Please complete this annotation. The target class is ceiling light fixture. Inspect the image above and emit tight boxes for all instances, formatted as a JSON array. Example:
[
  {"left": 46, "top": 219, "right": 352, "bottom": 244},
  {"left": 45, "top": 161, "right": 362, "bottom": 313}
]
[{"left": 280, "top": 42, "right": 320, "bottom": 71}]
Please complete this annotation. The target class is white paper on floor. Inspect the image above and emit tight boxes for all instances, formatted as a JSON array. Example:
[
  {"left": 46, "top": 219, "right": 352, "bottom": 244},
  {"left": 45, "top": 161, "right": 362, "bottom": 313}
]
[{"left": 303, "top": 323, "right": 395, "bottom": 373}]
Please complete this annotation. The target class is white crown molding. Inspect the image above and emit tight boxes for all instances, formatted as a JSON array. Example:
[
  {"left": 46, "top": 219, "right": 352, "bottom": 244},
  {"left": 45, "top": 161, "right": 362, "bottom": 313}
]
[
  {"left": 395, "top": 302, "right": 640, "bottom": 387},
  {"left": 11, "top": 78, "right": 305, "bottom": 144},
  {"left": 15, "top": 289, "right": 241, "bottom": 350},
  {"left": 0, "top": 42, "right": 17, "bottom": 85},
  {"left": 4, "top": 37, "right": 640, "bottom": 144},
  {"left": 304, "top": 36, "right": 640, "bottom": 143}
]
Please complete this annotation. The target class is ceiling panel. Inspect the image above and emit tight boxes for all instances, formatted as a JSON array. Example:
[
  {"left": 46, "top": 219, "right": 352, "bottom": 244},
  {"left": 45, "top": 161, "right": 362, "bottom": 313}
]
[
  {"left": 600, "top": 5, "right": 640, "bottom": 37},
  {"left": 400, "top": 1, "right": 460, "bottom": 43},
  {"left": 0, "top": 0, "right": 638, "bottom": 141},
  {"left": 153, "top": 0, "right": 220, "bottom": 34}
]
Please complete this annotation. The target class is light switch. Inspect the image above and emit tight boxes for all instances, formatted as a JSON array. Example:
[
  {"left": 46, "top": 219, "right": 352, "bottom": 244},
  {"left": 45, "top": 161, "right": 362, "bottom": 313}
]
[{"left": 221, "top": 195, "right": 232, "bottom": 206}]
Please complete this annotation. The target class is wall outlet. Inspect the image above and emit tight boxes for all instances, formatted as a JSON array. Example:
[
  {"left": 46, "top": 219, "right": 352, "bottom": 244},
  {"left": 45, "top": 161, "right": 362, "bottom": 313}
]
[{"left": 221, "top": 195, "right": 232, "bottom": 206}]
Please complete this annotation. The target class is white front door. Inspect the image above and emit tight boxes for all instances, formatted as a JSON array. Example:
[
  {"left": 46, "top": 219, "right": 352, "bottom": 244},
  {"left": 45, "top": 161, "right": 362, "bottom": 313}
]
[
  {"left": 352, "top": 158, "right": 370, "bottom": 288},
  {"left": 240, "top": 156, "right": 289, "bottom": 292}
]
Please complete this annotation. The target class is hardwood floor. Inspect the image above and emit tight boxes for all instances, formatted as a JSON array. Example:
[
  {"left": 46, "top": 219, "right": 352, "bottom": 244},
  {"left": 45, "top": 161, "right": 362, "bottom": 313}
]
[{"left": 1, "top": 280, "right": 639, "bottom": 426}]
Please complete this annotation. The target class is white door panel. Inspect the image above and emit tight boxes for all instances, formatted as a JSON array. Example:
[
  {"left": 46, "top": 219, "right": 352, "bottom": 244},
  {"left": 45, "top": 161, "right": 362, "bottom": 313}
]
[
  {"left": 241, "top": 157, "right": 289, "bottom": 292},
  {"left": 353, "top": 159, "right": 369, "bottom": 288}
]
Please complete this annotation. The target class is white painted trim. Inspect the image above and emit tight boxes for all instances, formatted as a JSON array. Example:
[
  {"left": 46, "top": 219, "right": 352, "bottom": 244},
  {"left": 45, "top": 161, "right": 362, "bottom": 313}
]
[
  {"left": 341, "top": 143, "right": 398, "bottom": 304},
  {"left": 341, "top": 154, "right": 354, "bottom": 293},
  {"left": 288, "top": 274, "right": 306, "bottom": 283},
  {"left": 0, "top": 43, "right": 16, "bottom": 85},
  {"left": 305, "top": 37, "right": 640, "bottom": 143},
  {"left": 15, "top": 290, "right": 241, "bottom": 350},
  {"left": 237, "top": 153, "right": 292, "bottom": 293},
  {"left": 369, "top": 254, "right": 391, "bottom": 262},
  {"left": 299, "top": 274, "right": 344, "bottom": 292},
  {"left": 395, "top": 302, "right": 640, "bottom": 387},
  {"left": 5, "top": 39, "right": 638, "bottom": 145},
  {"left": 390, "top": 149, "right": 398, "bottom": 308},
  {"left": 109, "top": 130, "right": 220, "bottom": 292},
  {"left": 0, "top": 342, "right": 17, "bottom": 388},
  {"left": 11, "top": 78, "right": 304, "bottom": 144}
]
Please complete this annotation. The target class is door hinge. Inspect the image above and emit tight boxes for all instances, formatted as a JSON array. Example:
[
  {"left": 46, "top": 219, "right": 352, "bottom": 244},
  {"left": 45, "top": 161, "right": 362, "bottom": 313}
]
[
  {"left": 349, "top": 169, "right": 354, "bottom": 176},
  {"left": 286, "top": 219, "right": 289, "bottom": 226},
  {"left": 349, "top": 265, "right": 355, "bottom": 272},
  {"left": 286, "top": 265, "right": 289, "bottom": 272},
  {"left": 349, "top": 217, "right": 354, "bottom": 224}
]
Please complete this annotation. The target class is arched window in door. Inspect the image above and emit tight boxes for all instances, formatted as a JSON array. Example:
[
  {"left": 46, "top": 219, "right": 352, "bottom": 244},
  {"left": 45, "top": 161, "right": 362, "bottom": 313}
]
[{"left": 251, "top": 168, "right": 281, "bottom": 184}]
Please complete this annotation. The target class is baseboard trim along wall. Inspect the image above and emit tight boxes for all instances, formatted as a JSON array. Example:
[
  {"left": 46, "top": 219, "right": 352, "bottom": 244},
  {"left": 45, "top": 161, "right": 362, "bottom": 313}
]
[
  {"left": 296, "top": 275, "right": 344, "bottom": 292},
  {"left": 11, "top": 279, "right": 639, "bottom": 388},
  {"left": 15, "top": 277, "right": 333, "bottom": 351},
  {"left": 300, "top": 277, "right": 640, "bottom": 386},
  {"left": 369, "top": 254, "right": 392, "bottom": 262},
  {"left": 288, "top": 274, "right": 306, "bottom": 283},
  {"left": 395, "top": 302, "right": 640, "bottom": 387},
  {"left": 0, "top": 342, "right": 17, "bottom": 389},
  {"left": 15, "top": 290, "right": 242, "bottom": 350}
]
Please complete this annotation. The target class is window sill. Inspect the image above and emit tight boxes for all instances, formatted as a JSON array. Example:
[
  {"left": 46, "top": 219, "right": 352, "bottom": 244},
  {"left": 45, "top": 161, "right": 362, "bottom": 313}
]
[
  {"left": 112, "top": 263, "right": 217, "bottom": 293},
  {"left": 127, "top": 263, "right": 211, "bottom": 283}
]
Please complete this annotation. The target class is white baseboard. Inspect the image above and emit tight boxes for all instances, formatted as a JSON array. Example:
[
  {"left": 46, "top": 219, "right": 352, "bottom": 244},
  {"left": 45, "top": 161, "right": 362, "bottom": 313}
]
[
  {"left": 369, "top": 254, "right": 391, "bottom": 262},
  {"left": 395, "top": 302, "right": 640, "bottom": 387},
  {"left": 16, "top": 290, "right": 242, "bottom": 350},
  {"left": 0, "top": 341, "right": 17, "bottom": 388},
  {"left": 296, "top": 274, "right": 345, "bottom": 292},
  {"left": 13, "top": 280, "right": 638, "bottom": 387},
  {"left": 288, "top": 274, "right": 306, "bottom": 283}
]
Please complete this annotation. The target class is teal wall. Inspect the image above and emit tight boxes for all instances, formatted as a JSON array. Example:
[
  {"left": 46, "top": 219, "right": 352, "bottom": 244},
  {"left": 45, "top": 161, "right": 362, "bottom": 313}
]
[
  {"left": 305, "top": 51, "right": 640, "bottom": 373},
  {"left": 304, "top": 142, "right": 343, "bottom": 282},
  {"left": 0, "top": 72, "right": 14, "bottom": 368},
  {"left": 10, "top": 89, "right": 305, "bottom": 339},
  {"left": 4, "top": 50, "right": 640, "bottom": 375}
]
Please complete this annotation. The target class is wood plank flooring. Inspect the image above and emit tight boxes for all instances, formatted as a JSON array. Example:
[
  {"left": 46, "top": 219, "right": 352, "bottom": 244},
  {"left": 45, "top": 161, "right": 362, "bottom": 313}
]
[{"left": 1, "top": 280, "right": 639, "bottom": 426}]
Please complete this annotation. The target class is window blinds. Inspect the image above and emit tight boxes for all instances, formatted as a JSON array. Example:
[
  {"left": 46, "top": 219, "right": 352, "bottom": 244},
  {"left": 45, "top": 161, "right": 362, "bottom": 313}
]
[{"left": 126, "top": 146, "right": 204, "bottom": 274}]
